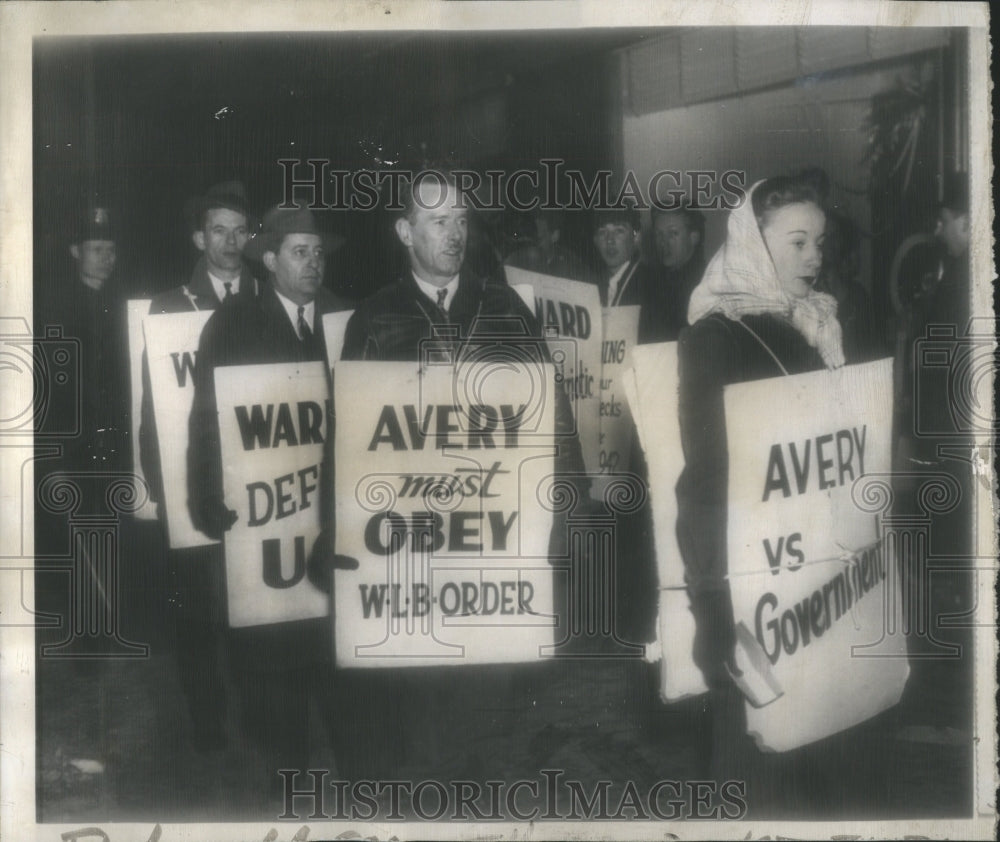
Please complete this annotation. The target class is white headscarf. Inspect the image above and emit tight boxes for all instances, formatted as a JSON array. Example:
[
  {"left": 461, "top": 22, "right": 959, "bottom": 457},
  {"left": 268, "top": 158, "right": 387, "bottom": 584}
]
[{"left": 687, "top": 180, "right": 845, "bottom": 369}]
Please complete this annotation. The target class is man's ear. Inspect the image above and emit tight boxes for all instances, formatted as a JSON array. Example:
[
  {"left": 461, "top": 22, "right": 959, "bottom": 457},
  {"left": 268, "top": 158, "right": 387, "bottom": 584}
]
[
  {"left": 551, "top": 229, "right": 561, "bottom": 245},
  {"left": 394, "top": 217, "right": 412, "bottom": 248},
  {"left": 69, "top": 244, "right": 80, "bottom": 260},
  {"left": 262, "top": 251, "right": 278, "bottom": 273},
  {"left": 690, "top": 229, "right": 702, "bottom": 248},
  {"left": 192, "top": 230, "right": 206, "bottom": 252}
]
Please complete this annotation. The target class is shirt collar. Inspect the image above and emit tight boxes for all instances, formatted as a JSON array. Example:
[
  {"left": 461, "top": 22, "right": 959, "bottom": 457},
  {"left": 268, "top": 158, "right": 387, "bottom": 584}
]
[
  {"left": 207, "top": 270, "right": 240, "bottom": 302},
  {"left": 606, "top": 260, "right": 630, "bottom": 304},
  {"left": 273, "top": 287, "right": 315, "bottom": 337},
  {"left": 412, "top": 271, "right": 460, "bottom": 311}
]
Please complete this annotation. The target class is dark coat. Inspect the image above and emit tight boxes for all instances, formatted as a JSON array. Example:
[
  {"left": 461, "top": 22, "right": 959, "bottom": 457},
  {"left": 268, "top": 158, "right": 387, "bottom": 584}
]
[
  {"left": 676, "top": 312, "right": 827, "bottom": 683},
  {"left": 342, "top": 267, "right": 540, "bottom": 361},
  {"left": 639, "top": 253, "right": 706, "bottom": 344},
  {"left": 188, "top": 282, "right": 348, "bottom": 530},
  {"left": 186, "top": 281, "right": 350, "bottom": 670},
  {"left": 597, "top": 257, "right": 651, "bottom": 309},
  {"left": 43, "top": 274, "right": 129, "bottom": 470},
  {"left": 599, "top": 257, "right": 692, "bottom": 345},
  {"left": 139, "top": 258, "right": 258, "bottom": 505},
  {"left": 341, "top": 267, "right": 587, "bottom": 780}
]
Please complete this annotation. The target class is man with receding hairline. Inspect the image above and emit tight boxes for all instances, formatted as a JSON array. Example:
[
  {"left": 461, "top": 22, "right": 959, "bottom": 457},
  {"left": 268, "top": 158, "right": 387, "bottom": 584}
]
[{"left": 342, "top": 166, "right": 587, "bottom": 783}]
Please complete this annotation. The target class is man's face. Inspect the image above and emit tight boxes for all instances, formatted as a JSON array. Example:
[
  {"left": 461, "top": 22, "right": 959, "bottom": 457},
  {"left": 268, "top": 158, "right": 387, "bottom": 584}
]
[
  {"left": 593, "top": 222, "right": 637, "bottom": 273},
  {"left": 193, "top": 207, "right": 249, "bottom": 275},
  {"left": 264, "top": 233, "right": 325, "bottom": 305},
  {"left": 935, "top": 207, "right": 969, "bottom": 258},
  {"left": 70, "top": 239, "right": 117, "bottom": 288},
  {"left": 395, "top": 180, "right": 468, "bottom": 286},
  {"left": 654, "top": 213, "right": 699, "bottom": 270}
]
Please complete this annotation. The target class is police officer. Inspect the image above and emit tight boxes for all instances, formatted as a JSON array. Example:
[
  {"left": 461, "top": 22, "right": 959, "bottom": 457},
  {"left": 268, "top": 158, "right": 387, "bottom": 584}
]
[{"left": 58, "top": 205, "right": 128, "bottom": 470}]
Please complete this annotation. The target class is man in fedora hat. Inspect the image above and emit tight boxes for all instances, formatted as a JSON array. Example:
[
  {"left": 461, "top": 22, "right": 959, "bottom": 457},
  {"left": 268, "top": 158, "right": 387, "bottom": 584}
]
[
  {"left": 186, "top": 205, "right": 351, "bottom": 791},
  {"left": 137, "top": 181, "right": 259, "bottom": 753}
]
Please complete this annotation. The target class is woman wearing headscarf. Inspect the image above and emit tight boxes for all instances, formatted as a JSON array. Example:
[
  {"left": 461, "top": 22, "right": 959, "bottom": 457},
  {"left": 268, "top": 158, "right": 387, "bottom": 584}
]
[{"left": 676, "top": 174, "right": 891, "bottom": 816}]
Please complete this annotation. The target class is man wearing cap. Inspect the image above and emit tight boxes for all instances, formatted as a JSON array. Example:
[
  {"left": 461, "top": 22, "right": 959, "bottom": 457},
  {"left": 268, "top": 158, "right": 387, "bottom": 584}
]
[
  {"left": 186, "top": 205, "right": 351, "bottom": 792},
  {"left": 53, "top": 205, "right": 128, "bottom": 469},
  {"left": 32, "top": 204, "right": 128, "bottom": 771},
  {"left": 137, "top": 181, "right": 258, "bottom": 753}
]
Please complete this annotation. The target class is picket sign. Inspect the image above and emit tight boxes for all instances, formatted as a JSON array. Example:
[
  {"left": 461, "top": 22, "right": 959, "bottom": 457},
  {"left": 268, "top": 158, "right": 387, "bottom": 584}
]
[
  {"left": 143, "top": 310, "right": 216, "bottom": 548},
  {"left": 215, "top": 361, "right": 330, "bottom": 628},
  {"left": 624, "top": 342, "right": 708, "bottom": 701},
  {"left": 332, "top": 360, "right": 556, "bottom": 668},
  {"left": 125, "top": 299, "right": 157, "bottom": 520},
  {"left": 725, "top": 357, "right": 908, "bottom": 751},
  {"left": 504, "top": 267, "right": 602, "bottom": 480},
  {"left": 321, "top": 310, "right": 354, "bottom": 365},
  {"left": 593, "top": 305, "right": 640, "bottom": 500}
]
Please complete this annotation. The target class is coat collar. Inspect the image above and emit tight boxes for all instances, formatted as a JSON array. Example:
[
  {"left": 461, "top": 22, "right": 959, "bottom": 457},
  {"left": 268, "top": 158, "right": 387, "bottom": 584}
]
[
  {"left": 599, "top": 257, "right": 640, "bottom": 307},
  {"left": 399, "top": 266, "right": 485, "bottom": 318},
  {"left": 188, "top": 256, "right": 258, "bottom": 305}
]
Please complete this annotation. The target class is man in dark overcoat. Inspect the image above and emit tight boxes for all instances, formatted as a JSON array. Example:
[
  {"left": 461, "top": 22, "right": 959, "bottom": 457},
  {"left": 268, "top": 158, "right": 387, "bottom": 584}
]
[
  {"left": 138, "top": 181, "right": 257, "bottom": 752},
  {"left": 187, "top": 205, "right": 352, "bottom": 788}
]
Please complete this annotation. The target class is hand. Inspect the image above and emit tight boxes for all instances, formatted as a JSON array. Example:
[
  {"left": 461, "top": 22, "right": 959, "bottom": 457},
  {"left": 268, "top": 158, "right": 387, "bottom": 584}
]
[
  {"left": 307, "top": 529, "right": 359, "bottom": 593},
  {"left": 197, "top": 497, "right": 238, "bottom": 540}
]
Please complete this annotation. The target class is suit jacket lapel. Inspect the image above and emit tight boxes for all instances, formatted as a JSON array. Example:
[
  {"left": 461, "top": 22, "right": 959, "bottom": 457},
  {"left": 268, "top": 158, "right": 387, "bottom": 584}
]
[
  {"left": 188, "top": 257, "right": 258, "bottom": 310},
  {"left": 612, "top": 259, "right": 639, "bottom": 307},
  {"left": 259, "top": 284, "right": 302, "bottom": 354},
  {"left": 449, "top": 269, "right": 482, "bottom": 326},
  {"left": 186, "top": 258, "right": 218, "bottom": 310},
  {"left": 597, "top": 274, "right": 610, "bottom": 308}
]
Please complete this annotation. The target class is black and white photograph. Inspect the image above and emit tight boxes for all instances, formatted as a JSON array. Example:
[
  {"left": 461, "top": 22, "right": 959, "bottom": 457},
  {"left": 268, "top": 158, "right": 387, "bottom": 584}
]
[{"left": 1, "top": 1, "right": 995, "bottom": 839}]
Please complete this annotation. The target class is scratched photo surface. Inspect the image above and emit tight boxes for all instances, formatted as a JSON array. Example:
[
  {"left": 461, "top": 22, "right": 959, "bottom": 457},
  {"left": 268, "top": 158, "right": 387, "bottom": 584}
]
[{"left": 3, "top": 3, "right": 996, "bottom": 841}]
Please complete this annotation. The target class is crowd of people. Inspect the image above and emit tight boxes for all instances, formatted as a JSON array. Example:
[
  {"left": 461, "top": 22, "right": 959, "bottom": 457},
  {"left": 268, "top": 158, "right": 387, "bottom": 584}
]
[{"left": 35, "top": 162, "right": 972, "bottom": 817}]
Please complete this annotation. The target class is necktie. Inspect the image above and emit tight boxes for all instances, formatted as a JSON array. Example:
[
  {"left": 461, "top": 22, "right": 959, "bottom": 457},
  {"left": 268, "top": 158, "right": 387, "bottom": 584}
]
[
  {"left": 436, "top": 288, "right": 448, "bottom": 311},
  {"left": 223, "top": 281, "right": 233, "bottom": 301},
  {"left": 297, "top": 305, "right": 313, "bottom": 343}
]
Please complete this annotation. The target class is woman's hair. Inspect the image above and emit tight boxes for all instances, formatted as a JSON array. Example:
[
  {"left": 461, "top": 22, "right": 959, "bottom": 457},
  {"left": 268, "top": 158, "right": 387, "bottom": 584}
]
[{"left": 751, "top": 172, "right": 826, "bottom": 227}]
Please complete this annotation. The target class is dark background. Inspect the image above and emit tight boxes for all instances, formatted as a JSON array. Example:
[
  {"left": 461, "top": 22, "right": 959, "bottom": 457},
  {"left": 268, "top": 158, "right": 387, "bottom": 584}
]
[{"left": 33, "top": 30, "right": 647, "bottom": 301}]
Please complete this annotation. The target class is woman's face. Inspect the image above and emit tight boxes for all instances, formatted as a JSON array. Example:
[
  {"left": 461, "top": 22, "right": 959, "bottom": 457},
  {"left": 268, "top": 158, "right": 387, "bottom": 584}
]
[{"left": 760, "top": 201, "right": 826, "bottom": 298}]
